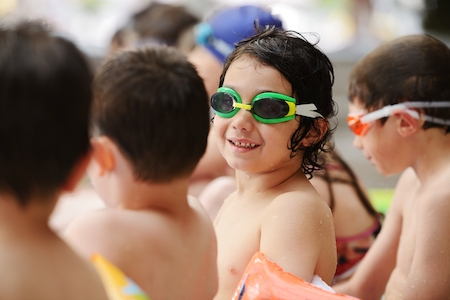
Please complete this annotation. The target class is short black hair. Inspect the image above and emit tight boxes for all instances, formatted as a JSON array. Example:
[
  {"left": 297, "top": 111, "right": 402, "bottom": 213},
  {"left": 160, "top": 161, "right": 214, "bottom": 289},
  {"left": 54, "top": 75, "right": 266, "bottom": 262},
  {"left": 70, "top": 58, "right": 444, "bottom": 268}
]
[
  {"left": 0, "top": 20, "right": 93, "bottom": 205},
  {"left": 92, "top": 46, "right": 210, "bottom": 182}
]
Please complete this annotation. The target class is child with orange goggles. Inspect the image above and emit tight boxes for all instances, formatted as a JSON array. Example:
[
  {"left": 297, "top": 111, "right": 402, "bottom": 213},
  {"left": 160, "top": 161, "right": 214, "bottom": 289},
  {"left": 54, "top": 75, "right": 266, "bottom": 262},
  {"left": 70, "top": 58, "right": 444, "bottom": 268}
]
[
  {"left": 347, "top": 101, "right": 450, "bottom": 136},
  {"left": 334, "top": 34, "right": 450, "bottom": 300}
]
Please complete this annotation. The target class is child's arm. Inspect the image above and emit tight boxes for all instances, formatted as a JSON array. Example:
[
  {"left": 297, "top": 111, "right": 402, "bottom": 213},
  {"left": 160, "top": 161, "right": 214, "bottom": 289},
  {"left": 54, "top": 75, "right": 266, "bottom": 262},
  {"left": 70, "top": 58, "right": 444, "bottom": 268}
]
[
  {"left": 333, "top": 168, "right": 414, "bottom": 299},
  {"left": 259, "top": 191, "right": 336, "bottom": 285},
  {"left": 404, "top": 183, "right": 450, "bottom": 299}
]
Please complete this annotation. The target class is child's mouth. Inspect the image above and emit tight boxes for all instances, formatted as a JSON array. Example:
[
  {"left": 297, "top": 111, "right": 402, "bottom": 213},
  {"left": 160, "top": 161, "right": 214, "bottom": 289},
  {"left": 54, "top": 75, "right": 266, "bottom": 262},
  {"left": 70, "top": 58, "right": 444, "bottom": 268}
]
[{"left": 229, "top": 140, "right": 258, "bottom": 149}]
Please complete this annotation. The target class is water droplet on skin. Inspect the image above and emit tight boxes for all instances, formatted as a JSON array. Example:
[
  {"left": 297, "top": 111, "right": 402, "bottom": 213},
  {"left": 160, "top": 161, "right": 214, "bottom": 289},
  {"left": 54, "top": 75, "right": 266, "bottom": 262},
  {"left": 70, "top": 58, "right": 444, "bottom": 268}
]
[{"left": 320, "top": 221, "right": 323, "bottom": 225}]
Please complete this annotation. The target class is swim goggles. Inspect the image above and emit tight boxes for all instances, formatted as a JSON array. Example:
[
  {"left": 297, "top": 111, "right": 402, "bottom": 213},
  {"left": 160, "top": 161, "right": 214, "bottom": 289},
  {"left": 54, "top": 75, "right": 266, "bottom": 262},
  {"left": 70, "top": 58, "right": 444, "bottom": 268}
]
[
  {"left": 347, "top": 101, "right": 450, "bottom": 136},
  {"left": 210, "top": 87, "right": 323, "bottom": 124}
]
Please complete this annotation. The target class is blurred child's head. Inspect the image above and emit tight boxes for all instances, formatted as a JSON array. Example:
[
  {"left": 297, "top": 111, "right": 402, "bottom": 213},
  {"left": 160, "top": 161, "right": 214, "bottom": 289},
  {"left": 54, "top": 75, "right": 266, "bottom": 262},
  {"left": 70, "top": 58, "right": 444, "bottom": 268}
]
[
  {"left": 0, "top": 20, "right": 93, "bottom": 205},
  {"left": 110, "top": 2, "right": 199, "bottom": 54},
  {"left": 217, "top": 26, "right": 336, "bottom": 176},
  {"left": 195, "top": 5, "right": 283, "bottom": 64},
  {"left": 190, "top": 5, "right": 283, "bottom": 99},
  {"left": 349, "top": 34, "right": 450, "bottom": 133},
  {"left": 92, "top": 46, "right": 210, "bottom": 182}
]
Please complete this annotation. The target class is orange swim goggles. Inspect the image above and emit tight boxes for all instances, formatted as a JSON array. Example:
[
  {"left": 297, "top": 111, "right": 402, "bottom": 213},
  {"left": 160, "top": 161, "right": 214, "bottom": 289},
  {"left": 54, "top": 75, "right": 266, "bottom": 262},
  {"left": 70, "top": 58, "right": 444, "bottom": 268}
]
[{"left": 347, "top": 101, "right": 450, "bottom": 136}]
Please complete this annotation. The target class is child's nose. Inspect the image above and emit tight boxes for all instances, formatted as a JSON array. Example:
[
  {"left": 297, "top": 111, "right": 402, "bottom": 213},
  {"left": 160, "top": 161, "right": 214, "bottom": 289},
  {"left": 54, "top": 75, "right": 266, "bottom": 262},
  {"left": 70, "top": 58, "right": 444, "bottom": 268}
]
[
  {"left": 232, "top": 107, "right": 254, "bottom": 131},
  {"left": 353, "top": 135, "right": 363, "bottom": 149}
]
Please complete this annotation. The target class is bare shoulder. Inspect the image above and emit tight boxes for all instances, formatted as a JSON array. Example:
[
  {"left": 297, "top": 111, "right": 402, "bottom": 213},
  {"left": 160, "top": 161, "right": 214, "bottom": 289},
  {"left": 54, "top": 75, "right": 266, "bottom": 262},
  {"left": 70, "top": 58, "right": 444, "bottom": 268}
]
[
  {"left": 419, "top": 170, "right": 450, "bottom": 218},
  {"left": 64, "top": 208, "right": 175, "bottom": 262},
  {"left": 261, "top": 190, "right": 335, "bottom": 248},
  {"left": 263, "top": 189, "right": 333, "bottom": 225},
  {"left": 259, "top": 189, "right": 336, "bottom": 284},
  {"left": 395, "top": 167, "right": 418, "bottom": 196},
  {"left": 389, "top": 168, "right": 419, "bottom": 214}
]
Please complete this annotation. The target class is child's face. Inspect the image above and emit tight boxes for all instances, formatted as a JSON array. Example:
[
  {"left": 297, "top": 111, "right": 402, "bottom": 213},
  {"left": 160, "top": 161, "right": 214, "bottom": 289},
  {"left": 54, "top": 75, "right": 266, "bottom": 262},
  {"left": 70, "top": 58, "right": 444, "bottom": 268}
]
[
  {"left": 212, "top": 55, "right": 301, "bottom": 173},
  {"left": 348, "top": 98, "right": 409, "bottom": 176}
]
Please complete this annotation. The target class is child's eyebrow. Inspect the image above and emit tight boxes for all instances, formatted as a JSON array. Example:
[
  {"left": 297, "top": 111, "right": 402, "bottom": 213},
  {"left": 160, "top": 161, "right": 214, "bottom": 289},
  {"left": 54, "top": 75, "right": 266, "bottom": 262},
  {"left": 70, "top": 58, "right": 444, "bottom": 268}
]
[{"left": 221, "top": 85, "right": 291, "bottom": 97}]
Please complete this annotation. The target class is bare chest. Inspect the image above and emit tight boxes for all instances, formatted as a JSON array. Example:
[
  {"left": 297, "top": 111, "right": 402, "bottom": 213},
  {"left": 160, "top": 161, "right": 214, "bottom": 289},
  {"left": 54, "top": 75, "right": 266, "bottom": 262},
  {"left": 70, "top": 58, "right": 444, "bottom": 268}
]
[
  {"left": 396, "top": 194, "right": 420, "bottom": 273},
  {"left": 214, "top": 197, "right": 267, "bottom": 297}
]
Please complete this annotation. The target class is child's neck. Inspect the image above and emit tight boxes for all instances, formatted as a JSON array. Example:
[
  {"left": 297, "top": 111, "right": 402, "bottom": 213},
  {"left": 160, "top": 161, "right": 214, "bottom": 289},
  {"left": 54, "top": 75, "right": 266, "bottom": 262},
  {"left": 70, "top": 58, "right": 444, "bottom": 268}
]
[
  {"left": 0, "top": 193, "right": 57, "bottom": 237},
  {"left": 235, "top": 166, "right": 307, "bottom": 195},
  {"left": 105, "top": 176, "right": 192, "bottom": 214},
  {"left": 411, "top": 128, "right": 450, "bottom": 184}
]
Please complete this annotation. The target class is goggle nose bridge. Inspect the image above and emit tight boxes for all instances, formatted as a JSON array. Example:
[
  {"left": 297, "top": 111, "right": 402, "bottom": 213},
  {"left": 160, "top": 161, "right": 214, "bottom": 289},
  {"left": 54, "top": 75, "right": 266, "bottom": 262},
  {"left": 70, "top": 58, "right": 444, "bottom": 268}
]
[{"left": 233, "top": 102, "right": 252, "bottom": 111}]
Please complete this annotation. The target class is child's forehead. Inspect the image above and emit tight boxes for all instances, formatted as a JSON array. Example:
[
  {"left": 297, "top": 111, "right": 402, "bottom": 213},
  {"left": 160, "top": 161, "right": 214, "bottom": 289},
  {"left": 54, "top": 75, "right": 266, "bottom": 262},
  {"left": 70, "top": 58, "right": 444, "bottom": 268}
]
[
  {"left": 228, "top": 54, "right": 262, "bottom": 70},
  {"left": 224, "top": 55, "right": 292, "bottom": 97}
]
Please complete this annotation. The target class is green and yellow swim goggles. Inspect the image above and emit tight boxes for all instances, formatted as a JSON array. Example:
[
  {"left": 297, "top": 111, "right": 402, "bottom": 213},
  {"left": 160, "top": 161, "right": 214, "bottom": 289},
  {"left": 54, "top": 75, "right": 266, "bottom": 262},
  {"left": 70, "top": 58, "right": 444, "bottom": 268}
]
[{"left": 210, "top": 87, "right": 323, "bottom": 124}]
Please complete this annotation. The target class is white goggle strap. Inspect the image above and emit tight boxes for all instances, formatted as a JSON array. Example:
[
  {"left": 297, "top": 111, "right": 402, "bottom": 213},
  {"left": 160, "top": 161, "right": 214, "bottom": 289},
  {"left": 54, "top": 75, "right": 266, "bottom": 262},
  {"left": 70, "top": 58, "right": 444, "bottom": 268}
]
[
  {"left": 360, "top": 101, "right": 450, "bottom": 125},
  {"left": 296, "top": 104, "right": 324, "bottom": 119}
]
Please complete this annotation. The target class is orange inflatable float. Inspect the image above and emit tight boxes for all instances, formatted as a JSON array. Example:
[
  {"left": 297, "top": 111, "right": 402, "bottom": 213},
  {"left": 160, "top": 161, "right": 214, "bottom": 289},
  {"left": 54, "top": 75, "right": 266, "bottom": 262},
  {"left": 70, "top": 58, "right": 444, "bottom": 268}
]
[{"left": 232, "top": 252, "right": 360, "bottom": 300}]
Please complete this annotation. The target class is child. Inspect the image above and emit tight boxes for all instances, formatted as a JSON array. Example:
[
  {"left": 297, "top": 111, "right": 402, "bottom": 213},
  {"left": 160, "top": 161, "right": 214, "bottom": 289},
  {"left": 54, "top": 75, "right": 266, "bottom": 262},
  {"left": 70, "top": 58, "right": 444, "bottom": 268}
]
[
  {"left": 311, "top": 148, "right": 382, "bottom": 284},
  {"left": 64, "top": 45, "right": 218, "bottom": 300},
  {"left": 211, "top": 26, "right": 338, "bottom": 299},
  {"left": 187, "top": 5, "right": 283, "bottom": 203},
  {"left": 0, "top": 21, "right": 108, "bottom": 300},
  {"left": 109, "top": 2, "right": 199, "bottom": 54},
  {"left": 333, "top": 34, "right": 450, "bottom": 299}
]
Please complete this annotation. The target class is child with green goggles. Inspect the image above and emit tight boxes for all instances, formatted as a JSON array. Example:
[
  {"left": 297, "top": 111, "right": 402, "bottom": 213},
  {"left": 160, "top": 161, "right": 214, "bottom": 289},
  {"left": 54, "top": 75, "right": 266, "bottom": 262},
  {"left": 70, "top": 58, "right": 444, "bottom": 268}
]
[{"left": 212, "top": 25, "right": 338, "bottom": 300}]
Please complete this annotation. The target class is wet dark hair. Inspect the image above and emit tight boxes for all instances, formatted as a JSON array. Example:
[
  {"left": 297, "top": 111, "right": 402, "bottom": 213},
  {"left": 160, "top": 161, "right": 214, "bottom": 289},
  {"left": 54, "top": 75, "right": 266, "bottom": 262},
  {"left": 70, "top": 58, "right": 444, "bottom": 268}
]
[
  {"left": 0, "top": 20, "right": 93, "bottom": 205},
  {"left": 349, "top": 34, "right": 450, "bottom": 132},
  {"left": 219, "top": 26, "right": 337, "bottom": 177},
  {"left": 92, "top": 45, "right": 210, "bottom": 182}
]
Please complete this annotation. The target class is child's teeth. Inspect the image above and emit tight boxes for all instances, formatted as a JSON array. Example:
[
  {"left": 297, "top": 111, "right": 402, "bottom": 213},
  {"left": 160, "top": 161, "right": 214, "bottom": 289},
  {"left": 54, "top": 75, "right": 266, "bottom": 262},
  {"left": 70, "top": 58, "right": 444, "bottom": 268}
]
[{"left": 234, "top": 141, "right": 256, "bottom": 148}]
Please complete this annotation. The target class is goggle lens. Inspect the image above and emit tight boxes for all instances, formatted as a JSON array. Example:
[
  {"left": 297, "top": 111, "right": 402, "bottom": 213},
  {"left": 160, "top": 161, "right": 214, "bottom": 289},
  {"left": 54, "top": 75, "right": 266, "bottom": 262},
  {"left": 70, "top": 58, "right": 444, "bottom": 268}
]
[
  {"left": 253, "top": 98, "right": 290, "bottom": 119},
  {"left": 210, "top": 92, "right": 234, "bottom": 115},
  {"left": 347, "top": 115, "right": 370, "bottom": 136}
]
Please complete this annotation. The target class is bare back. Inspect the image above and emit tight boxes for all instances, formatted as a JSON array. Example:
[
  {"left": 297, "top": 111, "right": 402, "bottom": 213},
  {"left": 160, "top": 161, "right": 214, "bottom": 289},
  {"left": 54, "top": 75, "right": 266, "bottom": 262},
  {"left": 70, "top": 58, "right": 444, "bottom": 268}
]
[
  {"left": 0, "top": 226, "right": 107, "bottom": 300},
  {"left": 213, "top": 172, "right": 336, "bottom": 300},
  {"left": 65, "top": 195, "right": 218, "bottom": 300}
]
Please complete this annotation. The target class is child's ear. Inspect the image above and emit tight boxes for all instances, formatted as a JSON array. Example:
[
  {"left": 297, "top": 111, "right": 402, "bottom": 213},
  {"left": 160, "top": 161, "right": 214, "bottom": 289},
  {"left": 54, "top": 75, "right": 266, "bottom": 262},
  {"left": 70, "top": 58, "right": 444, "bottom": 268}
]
[
  {"left": 62, "top": 152, "right": 91, "bottom": 192},
  {"left": 90, "top": 136, "right": 116, "bottom": 176},
  {"left": 393, "top": 110, "right": 420, "bottom": 137},
  {"left": 301, "top": 118, "right": 328, "bottom": 147}
]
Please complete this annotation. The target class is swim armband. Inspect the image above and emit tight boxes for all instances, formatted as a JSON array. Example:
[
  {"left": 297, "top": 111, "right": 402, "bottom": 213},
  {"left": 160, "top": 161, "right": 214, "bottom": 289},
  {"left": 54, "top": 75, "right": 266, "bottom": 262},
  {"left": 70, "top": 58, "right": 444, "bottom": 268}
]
[
  {"left": 91, "top": 253, "right": 151, "bottom": 300},
  {"left": 232, "top": 252, "right": 360, "bottom": 300}
]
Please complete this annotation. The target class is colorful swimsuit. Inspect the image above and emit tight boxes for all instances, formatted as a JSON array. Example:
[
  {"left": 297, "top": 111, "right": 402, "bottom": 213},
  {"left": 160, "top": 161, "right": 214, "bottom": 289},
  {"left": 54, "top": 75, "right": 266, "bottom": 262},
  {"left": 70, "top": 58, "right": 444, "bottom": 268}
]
[
  {"left": 313, "top": 150, "right": 383, "bottom": 282},
  {"left": 334, "top": 217, "right": 382, "bottom": 281}
]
